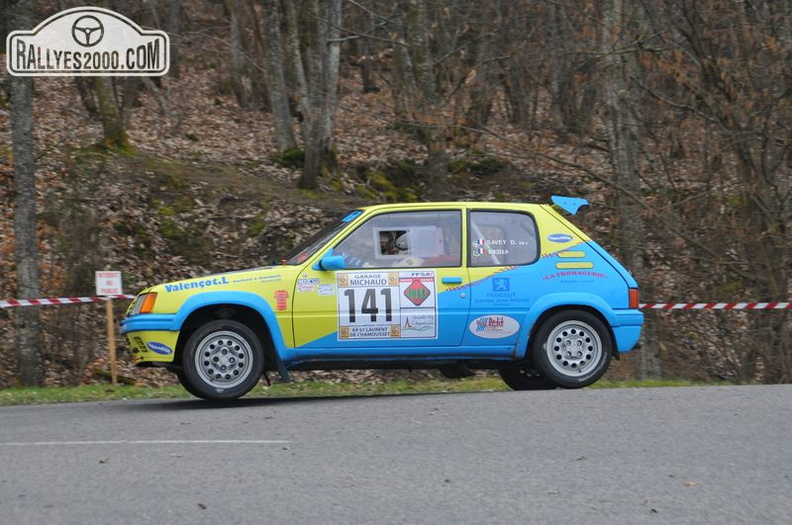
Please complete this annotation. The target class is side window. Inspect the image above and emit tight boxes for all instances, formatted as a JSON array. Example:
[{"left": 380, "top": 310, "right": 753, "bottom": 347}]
[
  {"left": 335, "top": 211, "right": 462, "bottom": 269},
  {"left": 469, "top": 211, "right": 538, "bottom": 267}
]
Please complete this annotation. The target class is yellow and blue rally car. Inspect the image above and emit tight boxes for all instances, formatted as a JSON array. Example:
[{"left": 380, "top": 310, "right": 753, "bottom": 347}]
[{"left": 122, "top": 197, "right": 643, "bottom": 400}]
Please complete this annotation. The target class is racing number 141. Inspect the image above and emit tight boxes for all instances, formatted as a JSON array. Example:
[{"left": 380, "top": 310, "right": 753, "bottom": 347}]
[{"left": 343, "top": 288, "right": 393, "bottom": 323}]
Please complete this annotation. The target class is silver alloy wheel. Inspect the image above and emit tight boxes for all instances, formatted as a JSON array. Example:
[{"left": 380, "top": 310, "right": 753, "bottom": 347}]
[
  {"left": 194, "top": 330, "right": 254, "bottom": 389},
  {"left": 545, "top": 320, "right": 602, "bottom": 377}
]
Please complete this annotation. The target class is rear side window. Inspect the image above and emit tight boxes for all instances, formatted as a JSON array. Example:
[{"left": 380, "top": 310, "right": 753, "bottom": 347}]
[{"left": 469, "top": 211, "right": 538, "bottom": 267}]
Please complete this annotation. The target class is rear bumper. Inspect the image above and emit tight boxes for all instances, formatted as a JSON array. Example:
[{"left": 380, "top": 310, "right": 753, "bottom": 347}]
[{"left": 612, "top": 310, "right": 644, "bottom": 352}]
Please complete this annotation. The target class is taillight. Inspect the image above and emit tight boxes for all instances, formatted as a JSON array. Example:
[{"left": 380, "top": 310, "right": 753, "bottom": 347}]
[{"left": 628, "top": 288, "right": 640, "bottom": 309}]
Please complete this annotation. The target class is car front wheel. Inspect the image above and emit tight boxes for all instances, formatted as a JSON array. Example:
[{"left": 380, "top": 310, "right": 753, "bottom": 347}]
[
  {"left": 532, "top": 310, "right": 612, "bottom": 388},
  {"left": 181, "top": 320, "right": 264, "bottom": 400}
]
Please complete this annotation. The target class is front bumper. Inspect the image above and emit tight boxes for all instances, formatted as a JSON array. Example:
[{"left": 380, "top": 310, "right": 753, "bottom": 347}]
[{"left": 122, "top": 314, "right": 179, "bottom": 364}]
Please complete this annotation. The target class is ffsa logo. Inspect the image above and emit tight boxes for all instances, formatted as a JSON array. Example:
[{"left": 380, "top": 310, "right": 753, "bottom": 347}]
[{"left": 6, "top": 7, "right": 169, "bottom": 76}]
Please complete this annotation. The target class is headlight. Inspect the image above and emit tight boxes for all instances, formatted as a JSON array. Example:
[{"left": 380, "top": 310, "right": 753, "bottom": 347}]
[{"left": 129, "top": 293, "right": 158, "bottom": 315}]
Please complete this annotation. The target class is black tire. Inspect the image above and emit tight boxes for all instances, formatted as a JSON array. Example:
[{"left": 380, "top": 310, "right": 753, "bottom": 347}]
[
  {"left": 181, "top": 320, "right": 264, "bottom": 401},
  {"left": 499, "top": 366, "right": 557, "bottom": 390},
  {"left": 532, "top": 310, "right": 612, "bottom": 389},
  {"left": 438, "top": 363, "right": 475, "bottom": 379},
  {"left": 176, "top": 371, "right": 211, "bottom": 400}
]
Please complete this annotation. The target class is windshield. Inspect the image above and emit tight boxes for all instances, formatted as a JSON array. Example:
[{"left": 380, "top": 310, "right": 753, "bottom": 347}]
[{"left": 275, "top": 210, "right": 362, "bottom": 265}]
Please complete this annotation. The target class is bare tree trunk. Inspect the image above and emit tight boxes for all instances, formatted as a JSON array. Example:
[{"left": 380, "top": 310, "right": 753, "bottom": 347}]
[
  {"left": 389, "top": 2, "right": 411, "bottom": 122},
  {"left": 261, "top": 0, "right": 296, "bottom": 151},
  {"left": 9, "top": 0, "right": 43, "bottom": 386},
  {"left": 74, "top": 77, "right": 98, "bottom": 117},
  {"left": 282, "top": 0, "right": 341, "bottom": 189},
  {"left": 407, "top": 0, "right": 448, "bottom": 199},
  {"left": 93, "top": 77, "right": 131, "bottom": 150},
  {"left": 455, "top": 4, "right": 497, "bottom": 148},
  {"left": 357, "top": 8, "right": 379, "bottom": 94},
  {"left": 167, "top": 0, "right": 182, "bottom": 78},
  {"left": 1, "top": 0, "right": 11, "bottom": 52},
  {"left": 227, "top": 0, "right": 250, "bottom": 109},
  {"left": 603, "top": 0, "right": 659, "bottom": 379}
]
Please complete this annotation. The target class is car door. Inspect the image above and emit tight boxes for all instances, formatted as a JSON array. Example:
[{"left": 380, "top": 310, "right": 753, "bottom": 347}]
[
  {"left": 462, "top": 209, "right": 540, "bottom": 353},
  {"left": 291, "top": 208, "right": 471, "bottom": 358}
]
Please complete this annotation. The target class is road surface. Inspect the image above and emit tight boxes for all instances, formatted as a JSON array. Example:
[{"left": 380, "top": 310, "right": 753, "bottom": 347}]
[{"left": 1, "top": 385, "right": 791, "bottom": 524}]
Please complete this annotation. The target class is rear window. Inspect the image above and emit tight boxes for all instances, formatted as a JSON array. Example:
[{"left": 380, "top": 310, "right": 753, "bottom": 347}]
[{"left": 469, "top": 211, "right": 538, "bottom": 267}]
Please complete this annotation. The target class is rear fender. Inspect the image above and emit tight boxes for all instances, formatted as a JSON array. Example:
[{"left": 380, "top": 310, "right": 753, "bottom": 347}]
[{"left": 516, "top": 293, "right": 618, "bottom": 359}]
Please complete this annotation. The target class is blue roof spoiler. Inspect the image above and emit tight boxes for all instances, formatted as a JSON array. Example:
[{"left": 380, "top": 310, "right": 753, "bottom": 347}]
[{"left": 551, "top": 195, "right": 589, "bottom": 215}]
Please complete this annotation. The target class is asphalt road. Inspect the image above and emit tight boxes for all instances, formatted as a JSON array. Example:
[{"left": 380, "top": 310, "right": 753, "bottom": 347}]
[{"left": 1, "top": 385, "right": 791, "bottom": 524}]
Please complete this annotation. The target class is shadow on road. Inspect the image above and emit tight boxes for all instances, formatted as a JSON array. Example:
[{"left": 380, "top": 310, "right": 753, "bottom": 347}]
[{"left": 115, "top": 389, "right": 487, "bottom": 412}]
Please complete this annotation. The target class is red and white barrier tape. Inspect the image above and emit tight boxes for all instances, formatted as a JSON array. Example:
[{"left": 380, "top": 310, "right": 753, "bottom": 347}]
[
  {"left": 640, "top": 302, "right": 791, "bottom": 310},
  {"left": 1, "top": 296, "right": 789, "bottom": 310},
  {"left": 0, "top": 295, "right": 136, "bottom": 309}
]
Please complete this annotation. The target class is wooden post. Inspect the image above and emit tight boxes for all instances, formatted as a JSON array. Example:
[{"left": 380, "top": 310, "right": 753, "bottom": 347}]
[
  {"left": 106, "top": 299, "right": 117, "bottom": 386},
  {"left": 96, "top": 271, "right": 122, "bottom": 386}
]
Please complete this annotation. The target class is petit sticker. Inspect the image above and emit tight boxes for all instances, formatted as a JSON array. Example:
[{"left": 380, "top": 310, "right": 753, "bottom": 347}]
[{"left": 468, "top": 315, "right": 520, "bottom": 339}]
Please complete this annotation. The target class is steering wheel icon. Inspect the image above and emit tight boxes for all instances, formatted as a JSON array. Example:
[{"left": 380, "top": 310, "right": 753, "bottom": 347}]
[{"left": 71, "top": 15, "right": 104, "bottom": 47}]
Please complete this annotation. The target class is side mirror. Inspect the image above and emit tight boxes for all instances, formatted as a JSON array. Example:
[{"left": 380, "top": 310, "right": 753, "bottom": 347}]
[{"left": 315, "top": 255, "right": 346, "bottom": 271}]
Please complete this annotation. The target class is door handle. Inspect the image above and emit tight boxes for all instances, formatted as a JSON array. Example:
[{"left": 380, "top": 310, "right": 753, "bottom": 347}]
[{"left": 441, "top": 277, "right": 463, "bottom": 284}]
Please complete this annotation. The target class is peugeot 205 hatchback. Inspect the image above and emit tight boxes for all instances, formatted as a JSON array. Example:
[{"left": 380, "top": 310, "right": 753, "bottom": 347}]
[{"left": 122, "top": 197, "right": 643, "bottom": 400}]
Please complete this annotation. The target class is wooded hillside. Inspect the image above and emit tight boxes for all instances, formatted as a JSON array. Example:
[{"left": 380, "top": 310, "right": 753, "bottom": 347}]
[{"left": 1, "top": 0, "right": 789, "bottom": 387}]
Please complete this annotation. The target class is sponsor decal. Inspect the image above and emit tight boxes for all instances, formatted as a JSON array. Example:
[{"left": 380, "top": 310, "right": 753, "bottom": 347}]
[
  {"left": 548, "top": 233, "right": 574, "bottom": 243},
  {"left": 7, "top": 6, "right": 169, "bottom": 77},
  {"left": 469, "top": 315, "right": 520, "bottom": 339},
  {"left": 257, "top": 274, "right": 282, "bottom": 283},
  {"left": 475, "top": 275, "right": 527, "bottom": 306},
  {"left": 404, "top": 279, "right": 431, "bottom": 306},
  {"left": 401, "top": 314, "right": 435, "bottom": 337},
  {"left": 164, "top": 276, "right": 229, "bottom": 293},
  {"left": 542, "top": 270, "right": 608, "bottom": 281},
  {"left": 558, "top": 250, "right": 586, "bottom": 258},
  {"left": 297, "top": 277, "right": 320, "bottom": 292},
  {"left": 492, "top": 278, "right": 510, "bottom": 292},
  {"left": 337, "top": 270, "right": 437, "bottom": 340},
  {"left": 556, "top": 261, "right": 594, "bottom": 270},
  {"left": 146, "top": 341, "right": 173, "bottom": 355},
  {"left": 274, "top": 290, "right": 289, "bottom": 311}
]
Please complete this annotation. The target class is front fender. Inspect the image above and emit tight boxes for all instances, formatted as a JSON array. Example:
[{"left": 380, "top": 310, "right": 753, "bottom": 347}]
[
  {"left": 515, "top": 293, "right": 623, "bottom": 359},
  {"left": 172, "top": 291, "right": 291, "bottom": 359}
]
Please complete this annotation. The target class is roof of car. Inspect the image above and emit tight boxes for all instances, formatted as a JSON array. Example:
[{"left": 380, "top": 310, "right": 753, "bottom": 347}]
[{"left": 357, "top": 201, "right": 548, "bottom": 213}]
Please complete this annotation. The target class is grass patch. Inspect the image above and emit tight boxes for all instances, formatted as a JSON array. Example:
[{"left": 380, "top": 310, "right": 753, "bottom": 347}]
[
  {"left": 0, "top": 384, "right": 191, "bottom": 406},
  {"left": 0, "top": 377, "right": 721, "bottom": 406}
]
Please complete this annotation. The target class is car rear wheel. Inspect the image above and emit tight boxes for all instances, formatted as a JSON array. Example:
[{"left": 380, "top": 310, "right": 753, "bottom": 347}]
[
  {"left": 499, "top": 366, "right": 557, "bottom": 390},
  {"left": 181, "top": 320, "right": 264, "bottom": 401},
  {"left": 532, "top": 310, "right": 612, "bottom": 388}
]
